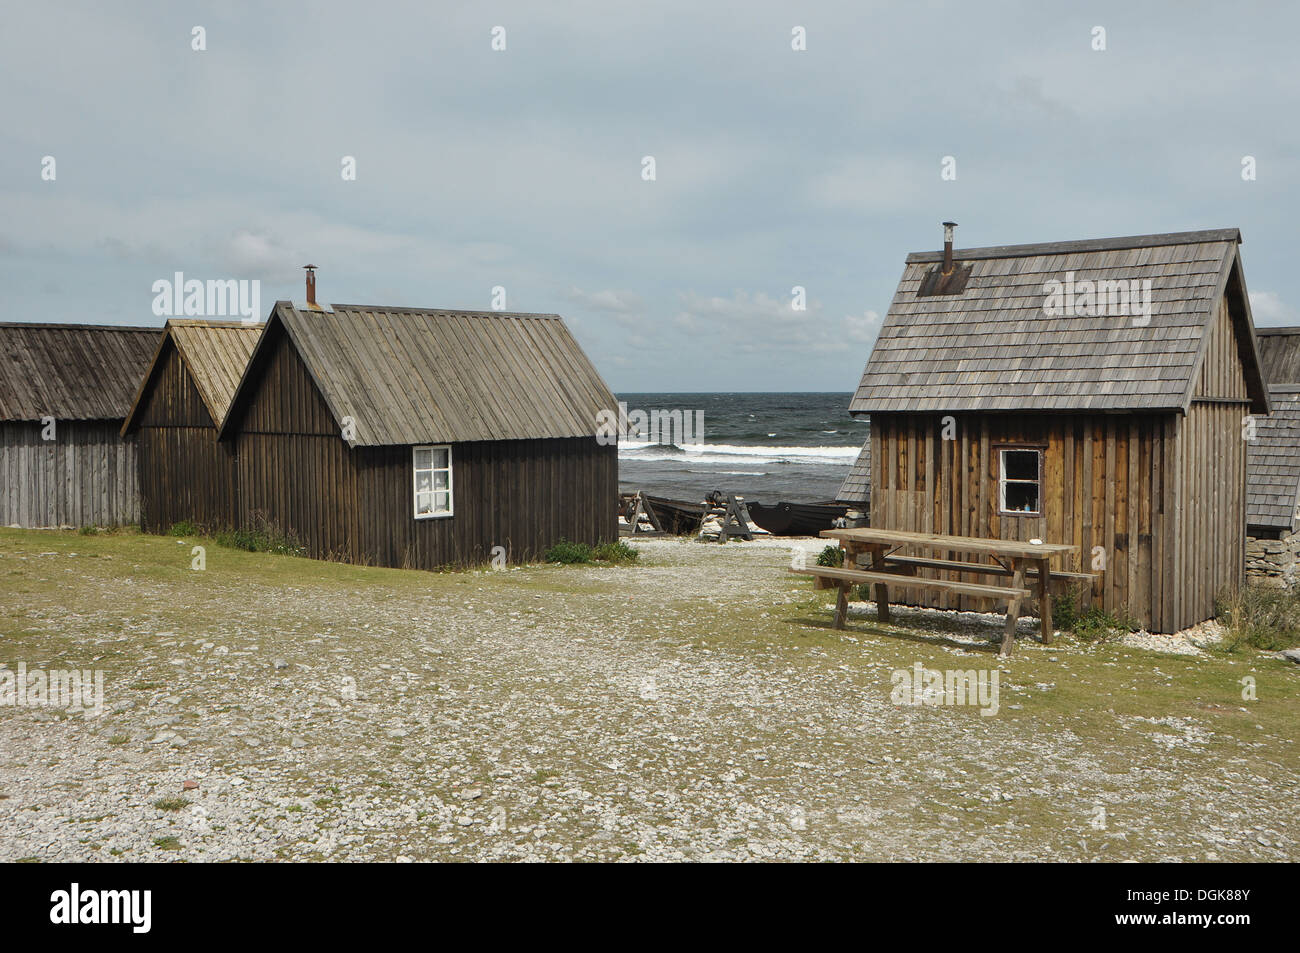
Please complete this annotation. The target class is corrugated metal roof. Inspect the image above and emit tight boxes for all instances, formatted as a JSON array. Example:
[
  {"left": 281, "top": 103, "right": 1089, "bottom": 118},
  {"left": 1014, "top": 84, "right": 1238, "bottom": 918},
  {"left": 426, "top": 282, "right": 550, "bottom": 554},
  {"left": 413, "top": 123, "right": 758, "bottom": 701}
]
[
  {"left": 850, "top": 229, "right": 1267, "bottom": 414},
  {"left": 222, "top": 301, "right": 615, "bottom": 446},
  {"left": 0, "top": 322, "right": 160, "bottom": 422},
  {"left": 836, "top": 436, "right": 871, "bottom": 505},
  {"left": 1257, "top": 327, "right": 1300, "bottom": 385},
  {"left": 1247, "top": 387, "right": 1300, "bottom": 533},
  {"left": 168, "top": 321, "right": 263, "bottom": 427}
]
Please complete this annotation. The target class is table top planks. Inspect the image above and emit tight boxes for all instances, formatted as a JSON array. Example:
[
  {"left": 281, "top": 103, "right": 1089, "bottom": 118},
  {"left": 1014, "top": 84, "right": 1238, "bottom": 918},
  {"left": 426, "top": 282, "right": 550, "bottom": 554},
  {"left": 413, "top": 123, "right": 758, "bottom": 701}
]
[{"left": 820, "top": 527, "right": 1077, "bottom": 560}]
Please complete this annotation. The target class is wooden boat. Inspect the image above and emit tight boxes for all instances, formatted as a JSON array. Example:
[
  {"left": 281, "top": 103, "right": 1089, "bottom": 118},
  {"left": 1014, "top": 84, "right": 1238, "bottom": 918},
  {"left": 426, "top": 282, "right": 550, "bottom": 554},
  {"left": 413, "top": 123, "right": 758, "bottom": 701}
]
[
  {"left": 642, "top": 494, "right": 708, "bottom": 535},
  {"left": 746, "top": 500, "right": 849, "bottom": 536}
]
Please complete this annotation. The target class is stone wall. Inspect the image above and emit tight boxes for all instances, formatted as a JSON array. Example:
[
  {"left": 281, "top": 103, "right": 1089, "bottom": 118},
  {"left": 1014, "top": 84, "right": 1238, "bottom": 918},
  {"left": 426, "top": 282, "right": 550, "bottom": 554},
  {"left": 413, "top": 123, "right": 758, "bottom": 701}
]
[{"left": 1245, "top": 530, "right": 1300, "bottom": 588}]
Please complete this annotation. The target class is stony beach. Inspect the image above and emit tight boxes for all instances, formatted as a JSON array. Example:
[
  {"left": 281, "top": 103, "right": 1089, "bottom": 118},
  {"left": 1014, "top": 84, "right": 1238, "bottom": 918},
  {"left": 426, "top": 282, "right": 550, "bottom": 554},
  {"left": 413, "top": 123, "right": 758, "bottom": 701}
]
[{"left": 1, "top": 529, "right": 1297, "bottom": 862}]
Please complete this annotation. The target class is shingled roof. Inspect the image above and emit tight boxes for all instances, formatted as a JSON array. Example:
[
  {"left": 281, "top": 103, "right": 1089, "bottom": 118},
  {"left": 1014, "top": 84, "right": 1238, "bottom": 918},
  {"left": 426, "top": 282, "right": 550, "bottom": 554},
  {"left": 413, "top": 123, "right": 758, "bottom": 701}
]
[
  {"left": 0, "top": 322, "right": 160, "bottom": 422},
  {"left": 219, "top": 301, "right": 615, "bottom": 446},
  {"left": 850, "top": 229, "right": 1269, "bottom": 415},
  {"left": 1247, "top": 387, "right": 1300, "bottom": 534},
  {"left": 122, "top": 320, "right": 264, "bottom": 433},
  {"left": 1246, "top": 330, "right": 1300, "bottom": 534},
  {"left": 836, "top": 437, "right": 871, "bottom": 505},
  {"left": 1256, "top": 327, "right": 1300, "bottom": 385}
]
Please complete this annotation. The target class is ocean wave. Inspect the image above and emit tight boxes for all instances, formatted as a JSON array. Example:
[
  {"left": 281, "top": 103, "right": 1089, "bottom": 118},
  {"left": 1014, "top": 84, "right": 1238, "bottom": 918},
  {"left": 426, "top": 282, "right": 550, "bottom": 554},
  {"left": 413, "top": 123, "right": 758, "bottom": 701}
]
[{"left": 620, "top": 441, "right": 859, "bottom": 464}]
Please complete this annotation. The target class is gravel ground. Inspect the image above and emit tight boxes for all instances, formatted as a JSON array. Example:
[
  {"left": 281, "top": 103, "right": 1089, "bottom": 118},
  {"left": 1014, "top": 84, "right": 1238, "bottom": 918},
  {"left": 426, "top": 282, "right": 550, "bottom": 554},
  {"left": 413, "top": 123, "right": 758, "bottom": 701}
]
[{"left": 1, "top": 534, "right": 1296, "bottom": 862}]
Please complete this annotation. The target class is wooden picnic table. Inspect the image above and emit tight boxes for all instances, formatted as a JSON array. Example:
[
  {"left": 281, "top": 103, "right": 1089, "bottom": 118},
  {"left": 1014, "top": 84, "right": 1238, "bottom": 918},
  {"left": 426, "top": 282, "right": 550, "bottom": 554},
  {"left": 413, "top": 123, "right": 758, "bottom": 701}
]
[{"left": 795, "top": 528, "right": 1088, "bottom": 656}]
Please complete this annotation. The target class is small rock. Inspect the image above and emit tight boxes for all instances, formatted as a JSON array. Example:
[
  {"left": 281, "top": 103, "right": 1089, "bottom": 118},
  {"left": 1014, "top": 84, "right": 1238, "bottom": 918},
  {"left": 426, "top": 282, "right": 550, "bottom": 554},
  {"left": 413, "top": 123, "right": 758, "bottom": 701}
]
[
  {"left": 182, "top": 780, "right": 199, "bottom": 791},
  {"left": 273, "top": 659, "right": 289, "bottom": 671}
]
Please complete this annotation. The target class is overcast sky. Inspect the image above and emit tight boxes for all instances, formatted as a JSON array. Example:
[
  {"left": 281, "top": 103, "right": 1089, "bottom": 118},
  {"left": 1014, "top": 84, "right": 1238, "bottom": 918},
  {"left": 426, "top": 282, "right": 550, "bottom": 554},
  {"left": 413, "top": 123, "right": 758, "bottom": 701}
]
[{"left": 2, "top": 1, "right": 1297, "bottom": 391}]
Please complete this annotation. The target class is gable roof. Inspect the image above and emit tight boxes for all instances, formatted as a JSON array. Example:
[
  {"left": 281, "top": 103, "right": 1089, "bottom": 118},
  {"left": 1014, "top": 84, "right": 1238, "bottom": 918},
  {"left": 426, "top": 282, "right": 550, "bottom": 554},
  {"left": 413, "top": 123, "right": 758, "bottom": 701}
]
[
  {"left": 219, "top": 301, "right": 616, "bottom": 446},
  {"left": 0, "top": 322, "right": 160, "bottom": 422},
  {"left": 836, "top": 437, "right": 871, "bottom": 505},
  {"left": 121, "top": 320, "right": 263, "bottom": 434},
  {"left": 1256, "top": 327, "right": 1300, "bottom": 385},
  {"left": 849, "top": 228, "right": 1269, "bottom": 415},
  {"left": 1246, "top": 331, "right": 1300, "bottom": 534},
  {"left": 1247, "top": 387, "right": 1300, "bottom": 533}
]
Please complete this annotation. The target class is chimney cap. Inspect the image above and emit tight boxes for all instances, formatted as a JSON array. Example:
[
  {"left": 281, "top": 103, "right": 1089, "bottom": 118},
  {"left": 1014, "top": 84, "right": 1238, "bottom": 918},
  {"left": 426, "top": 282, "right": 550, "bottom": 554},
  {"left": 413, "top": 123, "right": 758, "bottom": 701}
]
[
  {"left": 942, "top": 221, "right": 958, "bottom": 228},
  {"left": 303, "top": 263, "right": 317, "bottom": 270}
]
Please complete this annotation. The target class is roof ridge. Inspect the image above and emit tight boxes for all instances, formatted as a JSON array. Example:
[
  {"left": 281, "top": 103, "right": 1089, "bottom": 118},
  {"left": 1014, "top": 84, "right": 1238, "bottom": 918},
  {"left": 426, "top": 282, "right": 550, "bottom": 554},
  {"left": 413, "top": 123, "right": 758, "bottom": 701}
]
[
  {"left": 906, "top": 228, "right": 1241, "bottom": 263},
  {"left": 0, "top": 322, "right": 160, "bottom": 332},
  {"left": 323, "top": 303, "right": 563, "bottom": 319}
]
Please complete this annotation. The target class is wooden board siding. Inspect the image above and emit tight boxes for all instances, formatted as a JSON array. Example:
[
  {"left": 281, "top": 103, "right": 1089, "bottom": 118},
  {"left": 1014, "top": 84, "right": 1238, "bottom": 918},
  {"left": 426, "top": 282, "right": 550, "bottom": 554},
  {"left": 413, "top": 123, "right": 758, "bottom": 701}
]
[
  {"left": 230, "top": 322, "right": 617, "bottom": 568},
  {"left": 134, "top": 344, "right": 238, "bottom": 532},
  {"left": 359, "top": 438, "right": 617, "bottom": 567},
  {"left": 869, "top": 412, "right": 1176, "bottom": 630},
  {"left": 1176, "top": 295, "right": 1251, "bottom": 628},
  {"left": 0, "top": 421, "right": 138, "bottom": 527}
]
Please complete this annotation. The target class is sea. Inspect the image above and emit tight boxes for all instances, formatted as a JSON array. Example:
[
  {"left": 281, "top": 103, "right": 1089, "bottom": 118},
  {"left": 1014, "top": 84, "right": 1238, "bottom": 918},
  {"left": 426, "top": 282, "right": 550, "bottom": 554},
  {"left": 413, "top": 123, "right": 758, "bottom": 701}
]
[{"left": 615, "top": 392, "right": 868, "bottom": 505}]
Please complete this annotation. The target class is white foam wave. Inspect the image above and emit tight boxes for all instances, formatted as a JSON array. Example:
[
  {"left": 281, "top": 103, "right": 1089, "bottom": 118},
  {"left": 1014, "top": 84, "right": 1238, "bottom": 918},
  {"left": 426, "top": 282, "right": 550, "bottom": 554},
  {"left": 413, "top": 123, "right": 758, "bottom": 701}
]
[{"left": 619, "top": 441, "right": 859, "bottom": 465}]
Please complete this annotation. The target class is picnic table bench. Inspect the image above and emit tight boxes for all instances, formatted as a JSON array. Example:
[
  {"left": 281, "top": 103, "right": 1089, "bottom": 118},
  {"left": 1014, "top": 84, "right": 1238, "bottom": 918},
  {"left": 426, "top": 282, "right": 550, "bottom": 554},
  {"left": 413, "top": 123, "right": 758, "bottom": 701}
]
[{"left": 790, "top": 528, "right": 1095, "bottom": 656}]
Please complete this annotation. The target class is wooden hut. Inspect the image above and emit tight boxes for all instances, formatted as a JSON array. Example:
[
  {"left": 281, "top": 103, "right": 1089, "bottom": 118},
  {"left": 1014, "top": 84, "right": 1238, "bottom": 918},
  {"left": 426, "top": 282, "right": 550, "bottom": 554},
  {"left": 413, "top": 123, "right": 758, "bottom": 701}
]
[
  {"left": 217, "top": 299, "right": 618, "bottom": 568},
  {"left": 848, "top": 228, "right": 1269, "bottom": 633},
  {"left": 835, "top": 438, "right": 871, "bottom": 521},
  {"left": 1243, "top": 328, "right": 1300, "bottom": 585},
  {"left": 0, "top": 322, "right": 159, "bottom": 528},
  {"left": 121, "top": 320, "right": 263, "bottom": 533}
]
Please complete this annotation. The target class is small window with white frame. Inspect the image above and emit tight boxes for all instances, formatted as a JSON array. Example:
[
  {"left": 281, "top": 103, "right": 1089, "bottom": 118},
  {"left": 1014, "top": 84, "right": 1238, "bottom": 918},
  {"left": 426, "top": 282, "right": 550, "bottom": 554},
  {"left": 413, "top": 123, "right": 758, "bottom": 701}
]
[
  {"left": 998, "top": 447, "right": 1041, "bottom": 516},
  {"left": 413, "top": 445, "right": 453, "bottom": 518}
]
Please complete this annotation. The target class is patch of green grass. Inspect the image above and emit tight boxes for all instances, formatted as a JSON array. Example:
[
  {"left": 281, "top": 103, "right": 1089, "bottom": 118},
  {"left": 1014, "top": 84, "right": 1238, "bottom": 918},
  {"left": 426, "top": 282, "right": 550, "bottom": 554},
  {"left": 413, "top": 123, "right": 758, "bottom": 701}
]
[
  {"left": 544, "top": 539, "right": 594, "bottom": 564},
  {"left": 1052, "top": 585, "right": 1137, "bottom": 641},
  {"left": 547, "top": 539, "right": 640, "bottom": 565},
  {"left": 153, "top": 797, "right": 188, "bottom": 812},
  {"left": 213, "top": 513, "right": 305, "bottom": 557},
  {"left": 153, "top": 836, "right": 181, "bottom": 851},
  {"left": 816, "top": 544, "right": 844, "bottom": 568},
  {"left": 78, "top": 525, "right": 99, "bottom": 536},
  {"left": 1217, "top": 585, "right": 1300, "bottom": 651},
  {"left": 169, "top": 521, "right": 197, "bottom": 537},
  {"left": 593, "top": 540, "right": 640, "bottom": 564},
  {"left": 287, "top": 804, "right": 304, "bottom": 813},
  {"left": 107, "top": 733, "right": 130, "bottom": 745}
]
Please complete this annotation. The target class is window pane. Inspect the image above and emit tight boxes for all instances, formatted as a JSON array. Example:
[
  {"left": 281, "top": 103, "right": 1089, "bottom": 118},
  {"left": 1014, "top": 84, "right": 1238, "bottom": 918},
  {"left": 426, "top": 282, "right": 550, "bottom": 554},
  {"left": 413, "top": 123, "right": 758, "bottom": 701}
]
[
  {"left": 415, "top": 448, "right": 433, "bottom": 470},
  {"left": 431, "top": 448, "right": 449, "bottom": 470},
  {"left": 1003, "top": 450, "right": 1039, "bottom": 481},
  {"left": 416, "top": 472, "right": 432, "bottom": 493},
  {"left": 415, "top": 491, "right": 433, "bottom": 515},
  {"left": 434, "top": 491, "right": 450, "bottom": 513},
  {"left": 434, "top": 471, "right": 449, "bottom": 491},
  {"left": 1004, "top": 482, "right": 1039, "bottom": 513}
]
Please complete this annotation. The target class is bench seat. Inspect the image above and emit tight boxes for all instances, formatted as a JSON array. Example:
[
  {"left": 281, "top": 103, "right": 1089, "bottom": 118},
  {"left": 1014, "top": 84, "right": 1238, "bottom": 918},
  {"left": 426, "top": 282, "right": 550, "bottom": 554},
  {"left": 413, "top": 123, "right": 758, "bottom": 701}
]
[{"left": 790, "top": 566, "right": 1029, "bottom": 601}]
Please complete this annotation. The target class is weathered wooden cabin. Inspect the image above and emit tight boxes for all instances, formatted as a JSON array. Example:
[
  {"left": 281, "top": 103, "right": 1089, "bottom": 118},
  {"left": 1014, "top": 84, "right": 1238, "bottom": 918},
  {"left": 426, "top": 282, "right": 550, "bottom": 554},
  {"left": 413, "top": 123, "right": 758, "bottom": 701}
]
[
  {"left": 217, "top": 298, "right": 618, "bottom": 568},
  {"left": 1243, "top": 328, "right": 1300, "bottom": 585},
  {"left": 836, "top": 437, "right": 871, "bottom": 520},
  {"left": 849, "top": 228, "right": 1269, "bottom": 633},
  {"left": 0, "top": 322, "right": 159, "bottom": 527},
  {"left": 121, "top": 320, "right": 263, "bottom": 532}
]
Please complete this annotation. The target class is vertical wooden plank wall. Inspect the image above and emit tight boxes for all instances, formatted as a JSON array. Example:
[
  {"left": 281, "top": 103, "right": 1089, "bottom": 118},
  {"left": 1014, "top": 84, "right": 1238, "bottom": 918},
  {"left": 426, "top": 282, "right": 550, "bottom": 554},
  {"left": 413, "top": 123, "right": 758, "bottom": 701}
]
[
  {"left": 869, "top": 412, "right": 1169, "bottom": 629},
  {"left": 0, "top": 421, "right": 139, "bottom": 528},
  {"left": 134, "top": 344, "right": 239, "bottom": 532}
]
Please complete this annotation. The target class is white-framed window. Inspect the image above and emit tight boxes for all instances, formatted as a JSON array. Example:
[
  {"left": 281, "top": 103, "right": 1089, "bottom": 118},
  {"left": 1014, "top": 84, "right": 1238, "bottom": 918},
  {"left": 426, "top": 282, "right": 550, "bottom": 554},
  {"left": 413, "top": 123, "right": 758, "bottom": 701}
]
[
  {"left": 413, "top": 445, "right": 453, "bottom": 519},
  {"left": 998, "top": 447, "right": 1042, "bottom": 516}
]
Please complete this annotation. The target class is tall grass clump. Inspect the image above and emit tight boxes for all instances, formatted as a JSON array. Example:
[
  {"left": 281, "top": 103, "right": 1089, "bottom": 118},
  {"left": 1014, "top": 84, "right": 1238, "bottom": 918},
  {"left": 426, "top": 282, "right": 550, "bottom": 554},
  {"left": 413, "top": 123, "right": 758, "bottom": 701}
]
[{"left": 1216, "top": 585, "right": 1300, "bottom": 652}]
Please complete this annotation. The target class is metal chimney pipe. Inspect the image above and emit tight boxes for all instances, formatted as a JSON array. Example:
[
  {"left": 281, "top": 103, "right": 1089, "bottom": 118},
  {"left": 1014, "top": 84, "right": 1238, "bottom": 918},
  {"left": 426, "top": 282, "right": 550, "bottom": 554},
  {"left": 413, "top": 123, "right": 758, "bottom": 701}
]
[
  {"left": 304, "top": 264, "right": 317, "bottom": 307},
  {"left": 942, "top": 222, "right": 957, "bottom": 274}
]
